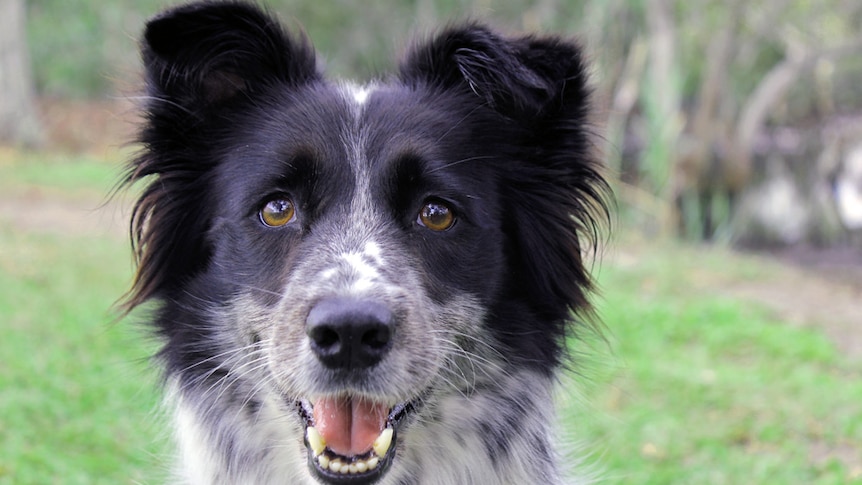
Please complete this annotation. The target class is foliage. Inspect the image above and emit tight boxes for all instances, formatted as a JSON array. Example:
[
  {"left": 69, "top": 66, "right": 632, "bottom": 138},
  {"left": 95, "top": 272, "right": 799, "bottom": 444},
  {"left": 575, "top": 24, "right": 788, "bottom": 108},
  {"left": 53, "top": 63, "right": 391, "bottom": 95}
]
[
  {"left": 26, "top": 0, "right": 160, "bottom": 98},
  {"left": 25, "top": 0, "right": 528, "bottom": 97},
  {"left": 26, "top": 0, "right": 862, "bottom": 244}
]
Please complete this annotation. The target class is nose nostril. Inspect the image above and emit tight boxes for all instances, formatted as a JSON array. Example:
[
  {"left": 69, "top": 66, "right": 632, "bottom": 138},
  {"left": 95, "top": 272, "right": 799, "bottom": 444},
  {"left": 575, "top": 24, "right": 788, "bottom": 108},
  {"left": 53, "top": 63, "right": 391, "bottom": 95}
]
[
  {"left": 310, "top": 327, "right": 340, "bottom": 349},
  {"left": 361, "top": 326, "right": 391, "bottom": 350}
]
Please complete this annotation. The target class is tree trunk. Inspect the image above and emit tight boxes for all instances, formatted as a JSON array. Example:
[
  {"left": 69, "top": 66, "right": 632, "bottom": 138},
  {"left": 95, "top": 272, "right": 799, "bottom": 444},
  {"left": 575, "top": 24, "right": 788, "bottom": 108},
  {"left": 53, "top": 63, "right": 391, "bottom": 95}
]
[
  {"left": 645, "top": 0, "right": 682, "bottom": 235},
  {"left": 0, "top": 0, "right": 43, "bottom": 148}
]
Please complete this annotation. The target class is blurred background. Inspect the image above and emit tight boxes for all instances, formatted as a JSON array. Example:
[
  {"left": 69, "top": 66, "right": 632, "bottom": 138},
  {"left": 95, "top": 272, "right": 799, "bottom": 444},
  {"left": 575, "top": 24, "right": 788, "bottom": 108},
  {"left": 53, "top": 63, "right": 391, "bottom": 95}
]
[{"left": 1, "top": 0, "right": 860, "bottom": 483}]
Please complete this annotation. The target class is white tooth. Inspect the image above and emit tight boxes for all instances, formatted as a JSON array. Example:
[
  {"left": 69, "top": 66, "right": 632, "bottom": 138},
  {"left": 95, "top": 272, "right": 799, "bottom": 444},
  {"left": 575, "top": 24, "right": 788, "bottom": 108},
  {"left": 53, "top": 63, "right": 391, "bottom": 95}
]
[
  {"left": 355, "top": 460, "right": 368, "bottom": 473},
  {"left": 317, "top": 455, "right": 330, "bottom": 469},
  {"left": 340, "top": 465, "right": 350, "bottom": 474},
  {"left": 329, "top": 460, "right": 342, "bottom": 473},
  {"left": 306, "top": 427, "right": 326, "bottom": 457},
  {"left": 348, "top": 463, "right": 359, "bottom": 474},
  {"left": 372, "top": 428, "right": 394, "bottom": 458},
  {"left": 367, "top": 456, "right": 380, "bottom": 469}
]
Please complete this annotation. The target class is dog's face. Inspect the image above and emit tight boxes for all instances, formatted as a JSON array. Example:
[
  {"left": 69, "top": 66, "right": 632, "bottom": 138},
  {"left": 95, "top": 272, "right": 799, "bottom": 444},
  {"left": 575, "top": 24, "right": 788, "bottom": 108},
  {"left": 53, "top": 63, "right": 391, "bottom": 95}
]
[
  {"left": 211, "top": 84, "right": 509, "bottom": 477},
  {"left": 125, "top": 2, "right": 607, "bottom": 483}
]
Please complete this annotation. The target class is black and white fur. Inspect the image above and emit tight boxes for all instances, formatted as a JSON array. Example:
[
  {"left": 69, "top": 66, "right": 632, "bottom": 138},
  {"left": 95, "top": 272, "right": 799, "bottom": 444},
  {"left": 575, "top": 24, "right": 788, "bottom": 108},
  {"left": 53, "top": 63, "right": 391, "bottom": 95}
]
[{"left": 123, "top": 2, "right": 609, "bottom": 484}]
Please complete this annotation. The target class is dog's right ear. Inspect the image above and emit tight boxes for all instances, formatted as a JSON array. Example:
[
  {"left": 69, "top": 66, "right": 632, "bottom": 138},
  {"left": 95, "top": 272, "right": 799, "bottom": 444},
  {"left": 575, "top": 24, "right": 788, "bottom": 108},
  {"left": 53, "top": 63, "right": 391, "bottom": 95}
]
[
  {"left": 142, "top": 1, "right": 319, "bottom": 109},
  {"left": 122, "top": 2, "right": 320, "bottom": 312}
]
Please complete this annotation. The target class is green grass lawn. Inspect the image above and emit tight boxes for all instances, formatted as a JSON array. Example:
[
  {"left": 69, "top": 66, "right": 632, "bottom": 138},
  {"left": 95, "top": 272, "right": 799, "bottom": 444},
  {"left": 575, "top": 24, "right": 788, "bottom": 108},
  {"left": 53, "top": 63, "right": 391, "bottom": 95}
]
[
  {"left": 1, "top": 154, "right": 860, "bottom": 484},
  {"left": 562, "top": 242, "right": 862, "bottom": 484},
  {"left": 0, "top": 229, "right": 166, "bottom": 484},
  {"left": 0, "top": 153, "right": 168, "bottom": 484}
]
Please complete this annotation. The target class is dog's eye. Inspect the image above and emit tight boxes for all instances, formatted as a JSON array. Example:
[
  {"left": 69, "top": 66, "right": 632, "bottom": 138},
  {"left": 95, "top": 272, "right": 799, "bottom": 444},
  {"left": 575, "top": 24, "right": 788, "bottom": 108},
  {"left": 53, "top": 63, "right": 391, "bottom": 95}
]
[
  {"left": 418, "top": 201, "right": 455, "bottom": 231},
  {"left": 260, "top": 198, "right": 296, "bottom": 227}
]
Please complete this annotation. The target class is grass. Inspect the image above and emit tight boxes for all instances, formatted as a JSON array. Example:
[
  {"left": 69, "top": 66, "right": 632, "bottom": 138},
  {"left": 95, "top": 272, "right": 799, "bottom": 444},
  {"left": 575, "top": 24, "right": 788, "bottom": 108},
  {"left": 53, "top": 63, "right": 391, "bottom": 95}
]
[
  {"left": 0, "top": 152, "right": 166, "bottom": 484},
  {"left": 1, "top": 153, "right": 860, "bottom": 484},
  {"left": 563, "top": 242, "right": 862, "bottom": 484},
  {"left": 0, "top": 230, "right": 165, "bottom": 484},
  {"left": 0, "top": 149, "right": 124, "bottom": 198}
]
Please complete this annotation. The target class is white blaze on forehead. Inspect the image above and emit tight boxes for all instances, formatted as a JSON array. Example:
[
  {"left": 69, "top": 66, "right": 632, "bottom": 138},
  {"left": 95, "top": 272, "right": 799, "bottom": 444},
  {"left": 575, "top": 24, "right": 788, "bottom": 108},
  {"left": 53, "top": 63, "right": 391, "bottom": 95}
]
[
  {"left": 340, "top": 81, "right": 375, "bottom": 209},
  {"left": 353, "top": 87, "right": 371, "bottom": 105},
  {"left": 342, "top": 82, "right": 376, "bottom": 107},
  {"left": 324, "top": 86, "right": 387, "bottom": 293}
]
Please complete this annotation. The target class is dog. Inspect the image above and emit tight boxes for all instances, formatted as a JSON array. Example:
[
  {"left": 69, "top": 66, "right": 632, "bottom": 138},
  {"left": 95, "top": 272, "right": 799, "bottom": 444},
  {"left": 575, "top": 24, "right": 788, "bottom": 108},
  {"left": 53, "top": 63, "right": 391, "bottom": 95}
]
[{"left": 122, "top": 1, "right": 609, "bottom": 483}]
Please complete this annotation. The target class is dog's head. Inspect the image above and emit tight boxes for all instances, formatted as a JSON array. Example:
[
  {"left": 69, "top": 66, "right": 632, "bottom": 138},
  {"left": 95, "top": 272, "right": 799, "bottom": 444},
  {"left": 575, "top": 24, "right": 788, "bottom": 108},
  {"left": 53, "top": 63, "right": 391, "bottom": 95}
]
[{"left": 124, "top": 2, "right": 608, "bottom": 483}]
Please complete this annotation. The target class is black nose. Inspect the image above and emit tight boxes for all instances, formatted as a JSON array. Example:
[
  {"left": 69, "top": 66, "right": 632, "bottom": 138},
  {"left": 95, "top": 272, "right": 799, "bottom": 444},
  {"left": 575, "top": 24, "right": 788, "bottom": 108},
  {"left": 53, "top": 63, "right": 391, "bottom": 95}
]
[{"left": 306, "top": 298, "right": 395, "bottom": 370}]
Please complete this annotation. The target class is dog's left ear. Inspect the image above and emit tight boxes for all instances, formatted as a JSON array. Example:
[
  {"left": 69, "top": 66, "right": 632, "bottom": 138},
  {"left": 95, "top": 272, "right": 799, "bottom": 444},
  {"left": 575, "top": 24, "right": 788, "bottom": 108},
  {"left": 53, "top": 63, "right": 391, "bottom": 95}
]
[
  {"left": 400, "top": 25, "right": 610, "bottom": 331},
  {"left": 399, "top": 24, "right": 591, "bottom": 120}
]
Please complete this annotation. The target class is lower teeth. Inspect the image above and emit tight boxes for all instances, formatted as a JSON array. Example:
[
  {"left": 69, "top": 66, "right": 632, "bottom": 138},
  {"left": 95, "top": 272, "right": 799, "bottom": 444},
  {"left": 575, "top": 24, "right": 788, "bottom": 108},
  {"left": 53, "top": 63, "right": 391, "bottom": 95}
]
[
  {"left": 307, "top": 426, "right": 391, "bottom": 475},
  {"left": 322, "top": 455, "right": 379, "bottom": 474}
]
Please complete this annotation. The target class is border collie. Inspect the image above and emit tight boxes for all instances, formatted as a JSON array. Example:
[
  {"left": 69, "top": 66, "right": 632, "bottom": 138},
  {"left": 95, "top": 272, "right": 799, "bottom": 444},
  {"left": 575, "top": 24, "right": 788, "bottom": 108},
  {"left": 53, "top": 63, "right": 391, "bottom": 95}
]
[{"left": 122, "top": 2, "right": 609, "bottom": 483}]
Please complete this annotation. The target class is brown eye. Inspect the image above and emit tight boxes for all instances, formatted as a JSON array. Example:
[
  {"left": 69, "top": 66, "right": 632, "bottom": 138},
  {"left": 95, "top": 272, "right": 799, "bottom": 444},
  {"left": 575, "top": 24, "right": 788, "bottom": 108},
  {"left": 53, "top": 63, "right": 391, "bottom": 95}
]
[
  {"left": 260, "top": 198, "right": 295, "bottom": 227},
  {"left": 418, "top": 201, "right": 455, "bottom": 231}
]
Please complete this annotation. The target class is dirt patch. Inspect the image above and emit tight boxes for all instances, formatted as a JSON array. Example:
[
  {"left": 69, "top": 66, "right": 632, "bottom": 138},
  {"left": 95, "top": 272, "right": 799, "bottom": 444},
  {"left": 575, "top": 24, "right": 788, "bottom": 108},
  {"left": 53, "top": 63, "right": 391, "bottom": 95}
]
[
  {"left": 612, "top": 239, "right": 862, "bottom": 361},
  {"left": 38, "top": 98, "right": 138, "bottom": 154},
  {"left": 0, "top": 188, "right": 129, "bottom": 240},
  {"left": 809, "top": 440, "right": 862, "bottom": 479},
  {"left": 770, "top": 245, "right": 862, "bottom": 289},
  {"left": 727, "top": 272, "right": 862, "bottom": 358},
  {"left": 735, "top": 247, "right": 862, "bottom": 360}
]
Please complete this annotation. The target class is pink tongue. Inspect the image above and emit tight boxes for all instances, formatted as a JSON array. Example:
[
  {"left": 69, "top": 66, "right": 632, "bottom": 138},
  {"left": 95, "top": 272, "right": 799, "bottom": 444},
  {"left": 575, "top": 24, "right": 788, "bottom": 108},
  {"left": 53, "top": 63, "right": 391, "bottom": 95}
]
[{"left": 313, "top": 397, "right": 388, "bottom": 457}]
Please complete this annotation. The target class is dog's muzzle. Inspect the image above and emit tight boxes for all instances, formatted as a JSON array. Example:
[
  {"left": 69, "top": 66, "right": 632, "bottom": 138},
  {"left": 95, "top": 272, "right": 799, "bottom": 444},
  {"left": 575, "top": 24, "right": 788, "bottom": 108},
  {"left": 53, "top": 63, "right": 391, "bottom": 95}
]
[{"left": 299, "top": 297, "right": 413, "bottom": 484}]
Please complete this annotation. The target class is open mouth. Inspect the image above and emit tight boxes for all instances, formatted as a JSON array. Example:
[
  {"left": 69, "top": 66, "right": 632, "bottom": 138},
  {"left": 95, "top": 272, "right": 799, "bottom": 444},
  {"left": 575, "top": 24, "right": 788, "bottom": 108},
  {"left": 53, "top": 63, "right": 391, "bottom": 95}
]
[{"left": 297, "top": 397, "right": 412, "bottom": 484}]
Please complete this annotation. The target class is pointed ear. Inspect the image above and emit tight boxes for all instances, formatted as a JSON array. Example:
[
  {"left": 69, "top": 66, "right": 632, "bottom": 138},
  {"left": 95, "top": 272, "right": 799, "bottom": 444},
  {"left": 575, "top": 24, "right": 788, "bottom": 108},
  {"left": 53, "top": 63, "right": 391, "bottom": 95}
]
[
  {"left": 402, "top": 25, "right": 610, "bottom": 328},
  {"left": 142, "top": 1, "right": 319, "bottom": 108},
  {"left": 123, "top": 2, "right": 321, "bottom": 311},
  {"left": 398, "top": 23, "right": 591, "bottom": 120}
]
